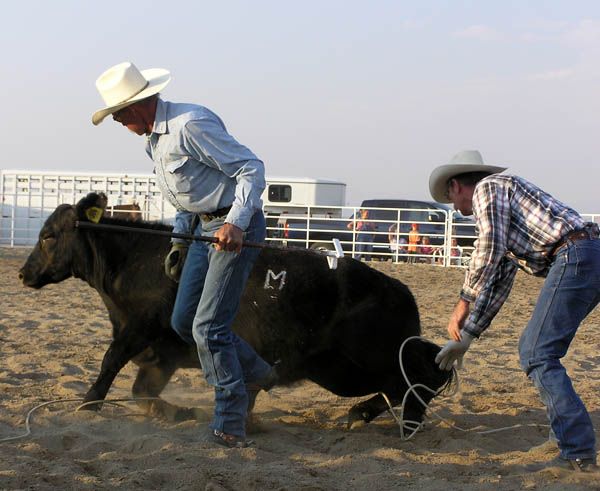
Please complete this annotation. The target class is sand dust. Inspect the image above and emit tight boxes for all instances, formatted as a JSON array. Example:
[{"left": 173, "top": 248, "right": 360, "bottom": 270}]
[{"left": 1, "top": 247, "right": 599, "bottom": 490}]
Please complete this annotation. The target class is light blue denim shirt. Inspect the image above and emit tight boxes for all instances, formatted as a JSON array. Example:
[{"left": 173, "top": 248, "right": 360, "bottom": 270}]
[{"left": 146, "top": 98, "right": 265, "bottom": 236}]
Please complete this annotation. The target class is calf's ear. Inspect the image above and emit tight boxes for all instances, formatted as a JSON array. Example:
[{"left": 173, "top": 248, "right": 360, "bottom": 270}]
[{"left": 75, "top": 192, "right": 109, "bottom": 223}]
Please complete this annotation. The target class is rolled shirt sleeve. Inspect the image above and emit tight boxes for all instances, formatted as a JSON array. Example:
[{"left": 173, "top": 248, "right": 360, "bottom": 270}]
[
  {"left": 182, "top": 119, "right": 265, "bottom": 231},
  {"left": 460, "top": 179, "right": 515, "bottom": 337}
]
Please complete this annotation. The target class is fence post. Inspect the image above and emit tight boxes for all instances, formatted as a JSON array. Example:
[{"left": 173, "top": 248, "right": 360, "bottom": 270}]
[
  {"left": 305, "top": 206, "right": 311, "bottom": 249},
  {"left": 350, "top": 207, "right": 357, "bottom": 258},
  {"left": 444, "top": 212, "right": 452, "bottom": 267}
]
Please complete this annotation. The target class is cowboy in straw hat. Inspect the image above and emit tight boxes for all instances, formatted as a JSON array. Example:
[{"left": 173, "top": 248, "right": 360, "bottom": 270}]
[
  {"left": 92, "top": 62, "right": 171, "bottom": 126},
  {"left": 93, "top": 61, "right": 277, "bottom": 448},
  {"left": 431, "top": 150, "right": 600, "bottom": 472}
]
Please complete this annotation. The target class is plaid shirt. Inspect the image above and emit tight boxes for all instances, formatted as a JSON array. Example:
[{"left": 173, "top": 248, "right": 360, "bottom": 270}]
[{"left": 461, "top": 174, "right": 594, "bottom": 338}]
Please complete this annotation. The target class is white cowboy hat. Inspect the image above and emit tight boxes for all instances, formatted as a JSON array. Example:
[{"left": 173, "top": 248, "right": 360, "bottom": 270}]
[
  {"left": 429, "top": 150, "right": 507, "bottom": 203},
  {"left": 92, "top": 62, "right": 171, "bottom": 125}
]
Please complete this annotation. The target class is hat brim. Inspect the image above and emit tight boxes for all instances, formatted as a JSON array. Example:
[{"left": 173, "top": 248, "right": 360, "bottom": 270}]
[
  {"left": 92, "top": 68, "right": 171, "bottom": 125},
  {"left": 429, "top": 163, "right": 507, "bottom": 203}
]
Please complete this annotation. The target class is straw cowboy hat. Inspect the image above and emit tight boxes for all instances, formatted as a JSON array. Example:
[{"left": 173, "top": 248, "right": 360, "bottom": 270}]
[
  {"left": 429, "top": 150, "right": 507, "bottom": 203},
  {"left": 92, "top": 62, "right": 171, "bottom": 125}
]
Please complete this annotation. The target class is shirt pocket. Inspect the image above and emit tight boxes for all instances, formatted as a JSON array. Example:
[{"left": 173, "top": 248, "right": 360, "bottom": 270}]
[{"left": 165, "top": 157, "right": 192, "bottom": 193}]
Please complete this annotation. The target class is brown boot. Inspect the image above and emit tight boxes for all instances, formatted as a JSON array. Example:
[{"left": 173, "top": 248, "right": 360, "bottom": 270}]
[
  {"left": 202, "top": 428, "right": 254, "bottom": 449},
  {"left": 526, "top": 455, "right": 598, "bottom": 473}
]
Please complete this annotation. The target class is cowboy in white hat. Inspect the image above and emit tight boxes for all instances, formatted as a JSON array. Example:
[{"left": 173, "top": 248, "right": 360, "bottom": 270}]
[
  {"left": 93, "top": 62, "right": 277, "bottom": 448},
  {"left": 431, "top": 150, "right": 600, "bottom": 472}
]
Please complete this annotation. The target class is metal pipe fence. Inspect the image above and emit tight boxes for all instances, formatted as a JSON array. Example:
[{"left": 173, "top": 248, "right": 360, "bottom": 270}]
[
  {"left": 263, "top": 204, "right": 472, "bottom": 267},
  {"left": 2, "top": 170, "right": 599, "bottom": 268}
]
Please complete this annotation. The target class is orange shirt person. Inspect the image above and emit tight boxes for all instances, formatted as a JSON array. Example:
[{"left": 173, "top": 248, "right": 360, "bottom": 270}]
[{"left": 408, "top": 223, "right": 420, "bottom": 254}]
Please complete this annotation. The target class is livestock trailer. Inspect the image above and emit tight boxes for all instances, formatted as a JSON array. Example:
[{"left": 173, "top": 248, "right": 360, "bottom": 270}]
[{"left": 0, "top": 170, "right": 346, "bottom": 246}]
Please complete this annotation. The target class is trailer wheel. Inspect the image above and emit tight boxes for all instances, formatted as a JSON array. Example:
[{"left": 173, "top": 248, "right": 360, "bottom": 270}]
[{"left": 310, "top": 242, "right": 335, "bottom": 252}]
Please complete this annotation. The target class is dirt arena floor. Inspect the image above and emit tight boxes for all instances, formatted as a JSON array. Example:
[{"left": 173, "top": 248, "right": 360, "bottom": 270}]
[{"left": 1, "top": 247, "right": 599, "bottom": 490}]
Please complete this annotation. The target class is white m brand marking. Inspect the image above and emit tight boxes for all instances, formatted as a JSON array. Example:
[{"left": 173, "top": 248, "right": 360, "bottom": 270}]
[{"left": 264, "top": 270, "right": 287, "bottom": 290}]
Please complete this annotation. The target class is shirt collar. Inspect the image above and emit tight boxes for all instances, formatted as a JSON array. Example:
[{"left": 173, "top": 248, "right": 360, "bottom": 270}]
[{"left": 151, "top": 98, "right": 168, "bottom": 135}]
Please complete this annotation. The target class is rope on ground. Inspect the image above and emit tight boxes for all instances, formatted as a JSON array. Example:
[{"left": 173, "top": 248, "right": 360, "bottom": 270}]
[
  {"left": 2, "top": 344, "right": 552, "bottom": 444},
  {"left": 0, "top": 397, "right": 162, "bottom": 443},
  {"left": 383, "top": 336, "right": 550, "bottom": 441}
]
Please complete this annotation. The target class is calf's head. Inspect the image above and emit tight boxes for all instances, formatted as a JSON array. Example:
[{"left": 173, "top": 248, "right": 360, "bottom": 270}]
[{"left": 19, "top": 193, "right": 108, "bottom": 288}]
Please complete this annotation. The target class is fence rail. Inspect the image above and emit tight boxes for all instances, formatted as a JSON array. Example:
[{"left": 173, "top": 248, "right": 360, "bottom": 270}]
[
  {"left": 2, "top": 170, "right": 599, "bottom": 268},
  {"left": 263, "top": 204, "right": 473, "bottom": 267}
]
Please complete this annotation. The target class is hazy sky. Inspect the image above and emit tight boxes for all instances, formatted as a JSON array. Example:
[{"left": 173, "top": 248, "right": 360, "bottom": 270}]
[{"left": 2, "top": 1, "right": 599, "bottom": 211}]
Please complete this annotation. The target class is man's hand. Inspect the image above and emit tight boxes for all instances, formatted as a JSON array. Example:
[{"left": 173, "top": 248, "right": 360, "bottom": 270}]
[
  {"left": 214, "top": 223, "right": 244, "bottom": 253},
  {"left": 448, "top": 298, "right": 470, "bottom": 341},
  {"left": 435, "top": 330, "right": 475, "bottom": 371},
  {"left": 164, "top": 242, "right": 188, "bottom": 282}
]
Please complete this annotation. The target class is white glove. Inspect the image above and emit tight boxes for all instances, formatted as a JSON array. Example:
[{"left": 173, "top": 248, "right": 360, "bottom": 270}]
[{"left": 435, "top": 330, "right": 475, "bottom": 371}]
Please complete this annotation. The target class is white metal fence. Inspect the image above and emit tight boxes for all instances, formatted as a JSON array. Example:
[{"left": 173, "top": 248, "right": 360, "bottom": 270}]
[
  {"left": 263, "top": 204, "right": 474, "bottom": 267},
  {"left": 2, "top": 170, "right": 599, "bottom": 268}
]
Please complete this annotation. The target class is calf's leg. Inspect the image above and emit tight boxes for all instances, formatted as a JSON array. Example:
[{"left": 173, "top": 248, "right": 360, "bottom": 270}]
[
  {"left": 82, "top": 330, "right": 150, "bottom": 410},
  {"left": 131, "top": 360, "right": 209, "bottom": 422}
]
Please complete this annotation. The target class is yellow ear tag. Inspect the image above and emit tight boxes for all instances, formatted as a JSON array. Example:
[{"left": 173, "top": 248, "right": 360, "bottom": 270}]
[{"left": 85, "top": 206, "right": 103, "bottom": 223}]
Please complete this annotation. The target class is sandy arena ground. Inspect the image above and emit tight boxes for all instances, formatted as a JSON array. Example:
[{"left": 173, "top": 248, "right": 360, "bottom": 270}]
[{"left": 1, "top": 246, "right": 599, "bottom": 490}]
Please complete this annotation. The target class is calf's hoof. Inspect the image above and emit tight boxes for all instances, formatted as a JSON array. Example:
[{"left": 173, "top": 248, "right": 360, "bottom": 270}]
[
  {"left": 78, "top": 399, "right": 103, "bottom": 412},
  {"left": 347, "top": 407, "right": 371, "bottom": 430}
]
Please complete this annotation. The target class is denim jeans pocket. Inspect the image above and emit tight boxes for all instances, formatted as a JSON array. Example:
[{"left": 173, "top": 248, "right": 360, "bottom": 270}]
[
  {"left": 572, "top": 240, "right": 600, "bottom": 280},
  {"left": 566, "top": 243, "right": 580, "bottom": 277}
]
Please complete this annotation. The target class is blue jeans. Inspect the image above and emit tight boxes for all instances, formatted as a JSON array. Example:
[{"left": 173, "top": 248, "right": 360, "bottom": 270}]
[
  {"left": 354, "top": 233, "right": 374, "bottom": 260},
  {"left": 518, "top": 237, "right": 600, "bottom": 460},
  {"left": 171, "top": 211, "right": 272, "bottom": 438}
]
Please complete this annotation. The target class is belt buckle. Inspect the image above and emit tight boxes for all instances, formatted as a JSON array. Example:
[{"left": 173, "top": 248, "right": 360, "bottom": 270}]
[
  {"left": 199, "top": 206, "right": 231, "bottom": 222},
  {"left": 572, "top": 229, "right": 590, "bottom": 242}
]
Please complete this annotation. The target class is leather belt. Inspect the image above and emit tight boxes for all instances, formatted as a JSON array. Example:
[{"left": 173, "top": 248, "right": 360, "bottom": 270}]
[
  {"left": 199, "top": 205, "right": 232, "bottom": 222},
  {"left": 550, "top": 227, "right": 599, "bottom": 258}
]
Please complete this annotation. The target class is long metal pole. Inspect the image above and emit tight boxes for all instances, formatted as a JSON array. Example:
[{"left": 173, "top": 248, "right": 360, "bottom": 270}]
[{"left": 75, "top": 220, "right": 276, "bottom": 250}]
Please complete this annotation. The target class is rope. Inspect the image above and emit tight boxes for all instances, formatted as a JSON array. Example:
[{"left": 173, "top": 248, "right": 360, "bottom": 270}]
[
  {"left": 2, "top": 344, "right": 552, "bottom": 444},
  {"left": 0, "top": 397, "right": 162, "bottom": 443},
  {"left": 383, "top": 336, "right": 550, "bottom": 440}
]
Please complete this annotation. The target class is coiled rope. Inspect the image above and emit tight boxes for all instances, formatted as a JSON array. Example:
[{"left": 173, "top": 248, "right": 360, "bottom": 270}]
[{"left": 382, "top": 336, "right": 550, "bottom": 441}]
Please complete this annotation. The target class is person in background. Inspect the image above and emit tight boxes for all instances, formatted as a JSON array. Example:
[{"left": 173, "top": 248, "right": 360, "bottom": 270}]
[
  {"left": 92, "top": 61, "right": 277, "bottom": 449},
  {"left": 348, "top": 209, "right": 376, "bottom": 260},
  {"left": 407, "top": 222, "right": 421, "bottom": 263},
  {"left": 431, "top": 150, "right": 600, "bottom": 472},
  {"left": 449, "top": 238, "right": 462, "bottom": 266},
  {"left": 418, "top": 236, "right": 434, "bottom": 263},
  {"left": 388, "top": 223, "right": 408, "bottom": 262}
]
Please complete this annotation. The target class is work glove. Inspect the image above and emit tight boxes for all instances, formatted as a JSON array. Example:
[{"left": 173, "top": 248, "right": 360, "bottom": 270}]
[
  {"left": 164, "top": 242, "right": 188, "bottom": 282},
  {"left": 435, "top": 330, "right": 475, "bottom": 371}
]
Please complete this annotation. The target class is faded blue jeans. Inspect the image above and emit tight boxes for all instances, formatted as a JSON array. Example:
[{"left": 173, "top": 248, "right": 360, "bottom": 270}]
[
  {"left": 519, "top": 237, "right": 600, "bottom": 461},
  {"left": 354, "top": 232, "right": 374, "bottom": 260},
  {"left": 171, "top": 211, "right": 272, "bottom": 438}
]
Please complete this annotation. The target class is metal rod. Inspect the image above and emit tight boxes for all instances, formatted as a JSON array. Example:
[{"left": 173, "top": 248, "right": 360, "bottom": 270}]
[
  {"left": 74, "top": 220, "right": 345, "bottom": 270},
  {"left": 75, "top": 220, "right": 269, "bottom": 249}
]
